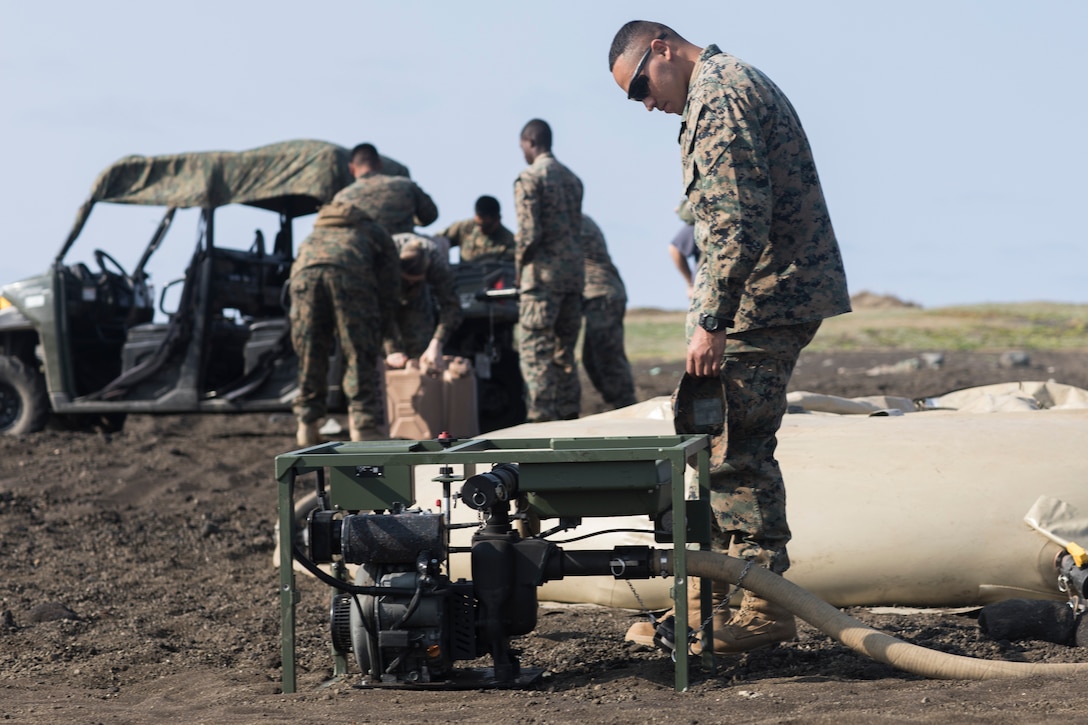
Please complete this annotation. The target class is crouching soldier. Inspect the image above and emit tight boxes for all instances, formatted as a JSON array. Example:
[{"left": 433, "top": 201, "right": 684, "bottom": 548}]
[{"left": 384, "top": 234, "right": 463, "bottom": 373}]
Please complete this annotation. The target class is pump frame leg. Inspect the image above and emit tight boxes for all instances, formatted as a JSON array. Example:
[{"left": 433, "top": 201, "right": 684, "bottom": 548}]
[
  {"left": 278, "top": 469, "right": 298, "bottom": 694},
  {"left": 668, "top": 443, "right": 713, "bottom": 691}
]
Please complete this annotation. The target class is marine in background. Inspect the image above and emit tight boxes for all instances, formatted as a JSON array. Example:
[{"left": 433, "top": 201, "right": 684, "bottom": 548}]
[
  {"left": 557, "top": 214, "right": 637, "bottom": 416},
  {"left": 384, "top": 233, "right": 463, "bottom": 374},
  {"left": 513, "top": 118, "right": 585, "bottom": 422},
  {"left": 438, "top": 195, "right": 516, "bottom": 263},
  {"left": 333, "top": 143, "right": 439, "bottom": 235},
  {"left": 289, "top": 201, "right": 399, "bottom": 445},
  {"left": 668, "top": 199, "right": 698, "bottom": 298}
]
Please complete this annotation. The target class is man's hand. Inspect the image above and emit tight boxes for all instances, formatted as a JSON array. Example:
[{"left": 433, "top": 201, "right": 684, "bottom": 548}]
[
  {"left": 420, "top": 339, "right": 446, "bottom": 374},
  {"left": 386, "top": 352, "right": 409, "bottom": 369},
  {"left": 686, "top": 326, "right": 727, "bottom": 377}
]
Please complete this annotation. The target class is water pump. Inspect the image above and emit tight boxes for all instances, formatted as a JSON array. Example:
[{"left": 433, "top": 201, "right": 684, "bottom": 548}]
[
  {"left": 276, "top": 434, "right": 712, "bottom": 692},
  {"left": 305, "top": 462, "right": 661, "bottom": 686}
]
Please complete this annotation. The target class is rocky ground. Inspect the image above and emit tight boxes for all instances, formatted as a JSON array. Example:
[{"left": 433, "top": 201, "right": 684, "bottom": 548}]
[{"left": 2, "top": 348, "right": 1088, "bottom": 723}]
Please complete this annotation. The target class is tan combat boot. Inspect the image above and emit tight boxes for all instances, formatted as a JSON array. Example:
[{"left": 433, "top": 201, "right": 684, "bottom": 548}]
[
  {"left": 625, "top": 583, "right": 731, "bottom": 648},
  {"left": 349, "top": 413, "right": 386, "bottom": 442},
  {"left": 693, "top": 591, "right": 796, "bottom": 655},
  {"left": 296, "top": 420, "right": 321, "bottom": 447}
]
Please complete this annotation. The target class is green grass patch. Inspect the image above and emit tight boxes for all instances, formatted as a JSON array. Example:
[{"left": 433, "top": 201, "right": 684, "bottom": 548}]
[
  {"left": 624, "top": 309, "right": 688, "bottom": 361},
  {"left": 623, "top": 303, "right": 1088, "bottom": 362}
]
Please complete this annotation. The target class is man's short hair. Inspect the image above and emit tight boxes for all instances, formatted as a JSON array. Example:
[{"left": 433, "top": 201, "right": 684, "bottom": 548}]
[
  {"left": 474, "top": 195, "right": 501, "bottom": 218},
  {"left": 520, "top": 119, "right": 552, "bottom": 151},
  {"left": 350, "top": 143, "right": 381, "bottom": 167},
  {"left": 608, "top": 20, "right": 677, "bottom": 70}
]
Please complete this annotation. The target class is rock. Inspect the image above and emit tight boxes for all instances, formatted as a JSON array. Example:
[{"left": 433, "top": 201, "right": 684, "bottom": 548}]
[
  {"left": 27, "top": 601, "right": 78, "bottom": 623},
  {"left": 865, "top": 358, "right": 921, "bottom": 376},
  {"left": 998, "top": 351, "right": 1031, "bottom": 368},
  {"left": 319, "top": 418, "right": 344, "bottom": 436},
  {"left": 849, "top": 291, "right": 922, "bottom": 309},
  {"left": 920, "top": 352, "right": 945, "bottom": 369}
]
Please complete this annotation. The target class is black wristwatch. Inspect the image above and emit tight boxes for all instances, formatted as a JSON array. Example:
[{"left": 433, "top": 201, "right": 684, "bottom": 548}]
[{"left": 698, "top": 313, "right": 724, "bottom": 333}]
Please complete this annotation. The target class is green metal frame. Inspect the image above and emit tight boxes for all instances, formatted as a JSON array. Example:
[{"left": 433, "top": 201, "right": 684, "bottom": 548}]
[{"left": 276, "top": 434, "right": 711, "bottom": 693}]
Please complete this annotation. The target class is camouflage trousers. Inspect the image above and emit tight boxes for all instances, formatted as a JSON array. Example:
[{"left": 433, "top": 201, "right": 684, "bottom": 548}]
[
  {"left": 388, "top": 286, "right": 436, "bottom": 360},
  {"left": 674, "top": 321, "right": 821, "bottom": 574},
  {"left": 578, "top": 294, "right": 636, "bottom": 409},
  {"left": 289, "top": 266, "right": 384, "bottom": 429},
  {"left": 518, "top": 289, "right": 583, "bottom": 422}
]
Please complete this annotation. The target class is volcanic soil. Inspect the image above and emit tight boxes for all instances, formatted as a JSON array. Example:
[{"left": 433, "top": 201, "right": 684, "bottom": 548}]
[{"left": 3, "top": 348, "right": 1088, "bottom": 723}]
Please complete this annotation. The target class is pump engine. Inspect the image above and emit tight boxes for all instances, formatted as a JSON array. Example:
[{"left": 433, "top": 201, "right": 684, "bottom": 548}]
[{"left": 303, "top": 462, "right": 660, "bottom": 686}]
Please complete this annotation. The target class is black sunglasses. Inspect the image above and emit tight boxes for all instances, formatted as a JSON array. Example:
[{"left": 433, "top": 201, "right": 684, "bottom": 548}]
[{"left": 627, "top": 34, "right": 666, "bottom": 102}]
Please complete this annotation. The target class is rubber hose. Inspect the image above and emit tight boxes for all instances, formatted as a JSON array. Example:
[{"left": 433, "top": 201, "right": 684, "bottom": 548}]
[{"left": 680, "top": 549, "right": 1088, "bottom": 680}]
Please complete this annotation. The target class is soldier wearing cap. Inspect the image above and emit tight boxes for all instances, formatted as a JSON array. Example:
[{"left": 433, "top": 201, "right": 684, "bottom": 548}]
[
  {"left": 609, "top": 21, "right": 850, "bottom": 654},
  {"left": 384, "top": 233, "right": 463, "bottom": 374}
]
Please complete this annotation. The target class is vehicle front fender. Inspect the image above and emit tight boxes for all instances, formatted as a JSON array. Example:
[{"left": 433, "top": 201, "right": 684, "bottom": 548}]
[{"left": 0, "top": 303, "right": 33, "bottom": 333}]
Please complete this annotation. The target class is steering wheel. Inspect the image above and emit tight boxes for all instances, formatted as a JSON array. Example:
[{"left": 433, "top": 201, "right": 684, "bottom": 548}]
[
  {"left": 93, "top": 248, "right": 146, "bottom": 313},
  {"left": 93, "top": 249, "right": 130, "bottom": 280}
]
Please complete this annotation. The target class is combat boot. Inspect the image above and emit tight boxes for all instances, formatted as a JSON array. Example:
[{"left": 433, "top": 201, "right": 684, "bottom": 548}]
[
  {"left": 349, "top": 413, "right": 386, "bottom": 442},
  {"left": 692, "top": 591, "right": 796, "bottom": 655},
  {"left": 625, "top": 583, "right": 731, "bottom": 648},
  {"left": 296, "top": 420, "right": 321, "bottom": 447}
]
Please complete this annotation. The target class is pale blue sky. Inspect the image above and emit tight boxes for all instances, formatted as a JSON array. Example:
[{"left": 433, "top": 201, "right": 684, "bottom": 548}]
[{"left": 2, "top": 0, "right": 1085, "bottom": 311}]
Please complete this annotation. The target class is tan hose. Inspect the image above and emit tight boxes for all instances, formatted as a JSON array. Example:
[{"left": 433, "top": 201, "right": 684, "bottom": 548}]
[{"left": 679, "top": 549, "right": 1088, "bottom": 680}]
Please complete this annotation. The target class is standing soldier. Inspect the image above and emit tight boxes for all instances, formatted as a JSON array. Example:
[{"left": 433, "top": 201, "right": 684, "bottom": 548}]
[
  {"left": 609, "top": 21, "right": 850, "bottom": 653},
  {"left": 383, "top": 233, "right": 463, "bottom": 373},
  {"left": 668, "top": 199, "right": 699, "bottom": 299},
  {"left": 333, "top": 143, "right": 439, "bottom": 235},
  {"left": 557, "top": 214, "right": 638, "bottom": 416},
  {"left": 437, "top": 195, "right": 516, "bottom": 263},
  {"left": 513, "top": 119, "right": 585, "bottom": 422},
  {"left": 289, "top": 201, "right": 399, "bottom": 445}
]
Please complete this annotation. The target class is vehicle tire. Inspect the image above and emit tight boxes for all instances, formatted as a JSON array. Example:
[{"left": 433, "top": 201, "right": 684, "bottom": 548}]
[{"left": 0, "top": 355, "right": 49, "bottom": 435}]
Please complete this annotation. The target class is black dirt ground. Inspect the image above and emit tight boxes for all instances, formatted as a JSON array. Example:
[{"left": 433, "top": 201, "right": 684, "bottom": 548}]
[{"left": 2, "top": 348, "right": 1087, "bottom": 723}]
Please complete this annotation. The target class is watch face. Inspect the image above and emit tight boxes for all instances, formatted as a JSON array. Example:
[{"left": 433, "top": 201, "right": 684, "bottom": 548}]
[{"left": 699, "top": 313, "right": 720, "bottom": 332}]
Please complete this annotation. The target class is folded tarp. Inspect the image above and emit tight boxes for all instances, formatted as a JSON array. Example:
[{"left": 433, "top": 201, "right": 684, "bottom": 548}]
[{"left": 929, "top": 380, "right": 1088, "bottom": 412}]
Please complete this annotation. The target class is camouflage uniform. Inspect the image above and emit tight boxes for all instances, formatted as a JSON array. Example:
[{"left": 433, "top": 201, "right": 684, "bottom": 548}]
[
  {"left": 680, "top": 46, "right": 851, "bottom": 573},
  {"left": 332, "top": 172, "right": 439, "bottom": 235},
  {"left": 439, "top": 218, "right": 516, "bottom": 263},
  {"left": 573, "top": 214, "right": 636, "bottom": 410},
  {"left": 289, "top": 203, "right": 400, "bottom": 431},
  {"left": 384, "top": 233, "right": 464, "bottom": 359},
  {"left": 514, "top": 151, "right": 585, "bottom": 422}
]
